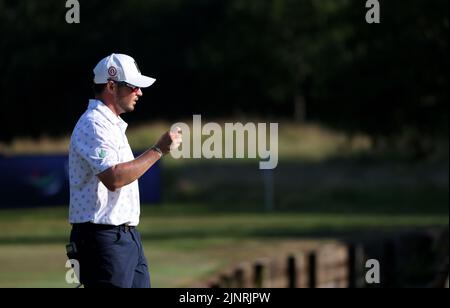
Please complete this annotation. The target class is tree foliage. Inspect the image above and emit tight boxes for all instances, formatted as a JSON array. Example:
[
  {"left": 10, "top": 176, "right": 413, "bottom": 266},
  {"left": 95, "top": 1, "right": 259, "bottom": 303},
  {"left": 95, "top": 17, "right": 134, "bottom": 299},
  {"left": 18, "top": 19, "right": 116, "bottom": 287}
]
[{"left": 0, "top": 0, "right": 448, "bottom": 148}]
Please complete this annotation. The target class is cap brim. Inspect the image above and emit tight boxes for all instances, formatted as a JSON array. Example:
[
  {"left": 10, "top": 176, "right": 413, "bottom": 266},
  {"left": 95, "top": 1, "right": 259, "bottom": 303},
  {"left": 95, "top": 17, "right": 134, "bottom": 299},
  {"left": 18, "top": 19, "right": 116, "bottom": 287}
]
[{"left": 127, "top": 75, "right": 156, "bottom": 88}]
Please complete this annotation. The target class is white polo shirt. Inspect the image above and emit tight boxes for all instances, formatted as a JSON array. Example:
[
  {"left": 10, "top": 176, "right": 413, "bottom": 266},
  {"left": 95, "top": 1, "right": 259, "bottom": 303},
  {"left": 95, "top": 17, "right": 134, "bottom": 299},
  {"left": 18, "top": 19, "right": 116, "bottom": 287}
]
[{"left": 68, "top": 99, "right": 140, "bottom": 226}]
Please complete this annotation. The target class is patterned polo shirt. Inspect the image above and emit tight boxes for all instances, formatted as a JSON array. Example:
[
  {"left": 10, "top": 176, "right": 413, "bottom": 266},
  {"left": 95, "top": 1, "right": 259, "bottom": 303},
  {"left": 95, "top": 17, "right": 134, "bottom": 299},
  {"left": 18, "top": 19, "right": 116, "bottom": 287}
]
[{"left": 68, "top": 99, "right": 140, "bottom": 226}]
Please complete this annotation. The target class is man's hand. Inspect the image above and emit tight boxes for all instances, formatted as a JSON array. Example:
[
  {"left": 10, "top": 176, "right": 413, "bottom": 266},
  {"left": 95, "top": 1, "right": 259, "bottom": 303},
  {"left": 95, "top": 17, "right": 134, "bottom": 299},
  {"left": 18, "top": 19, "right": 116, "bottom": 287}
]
[
  {"left": 155, "top": 126, "right": 182, "bottom": 155},
  {"left": 97, "top": 127, "right": 183, "bottom": 191},
  {"left": 169, "top": 127, "right": 183, "bottom": 151}
]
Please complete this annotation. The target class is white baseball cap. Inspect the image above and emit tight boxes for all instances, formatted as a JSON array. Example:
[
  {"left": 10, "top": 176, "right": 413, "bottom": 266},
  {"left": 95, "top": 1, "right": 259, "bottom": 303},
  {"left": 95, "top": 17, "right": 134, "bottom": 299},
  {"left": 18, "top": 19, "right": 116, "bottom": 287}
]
[{"left": 93, "top": 53, "right": 156, "bottom": 88}]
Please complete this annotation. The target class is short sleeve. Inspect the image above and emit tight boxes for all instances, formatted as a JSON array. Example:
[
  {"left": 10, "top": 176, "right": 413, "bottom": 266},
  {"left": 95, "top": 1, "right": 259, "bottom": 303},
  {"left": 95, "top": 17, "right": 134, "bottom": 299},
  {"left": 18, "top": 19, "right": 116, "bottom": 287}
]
[{"left": 73, "top": 119, "right": 120, "bottom": 175}]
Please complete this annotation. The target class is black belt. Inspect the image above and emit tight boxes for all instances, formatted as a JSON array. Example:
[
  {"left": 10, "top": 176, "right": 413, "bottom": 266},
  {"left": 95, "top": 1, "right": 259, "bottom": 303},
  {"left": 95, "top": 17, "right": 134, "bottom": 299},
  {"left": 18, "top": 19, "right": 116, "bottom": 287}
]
[{"left": 72, "top": 222, "right": 135, "bottom": 232}]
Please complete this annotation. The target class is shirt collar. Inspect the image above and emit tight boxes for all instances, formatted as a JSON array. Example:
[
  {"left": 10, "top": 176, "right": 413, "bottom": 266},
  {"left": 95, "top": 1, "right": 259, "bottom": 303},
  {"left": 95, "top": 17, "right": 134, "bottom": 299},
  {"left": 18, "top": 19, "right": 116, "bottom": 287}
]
[{"left": 88, "top": 99, "right": 128, "bottom": 130}]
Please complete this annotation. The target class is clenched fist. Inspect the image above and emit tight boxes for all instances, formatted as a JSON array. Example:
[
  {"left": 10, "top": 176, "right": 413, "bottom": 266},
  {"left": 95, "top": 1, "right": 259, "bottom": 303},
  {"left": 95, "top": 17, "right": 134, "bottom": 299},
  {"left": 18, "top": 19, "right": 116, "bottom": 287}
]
[
  {"left": 169, "top": 127, "right": 183, "bottom": 151},
  {"left": 154, "top": 126, "right": 182, "bottom": 155}
]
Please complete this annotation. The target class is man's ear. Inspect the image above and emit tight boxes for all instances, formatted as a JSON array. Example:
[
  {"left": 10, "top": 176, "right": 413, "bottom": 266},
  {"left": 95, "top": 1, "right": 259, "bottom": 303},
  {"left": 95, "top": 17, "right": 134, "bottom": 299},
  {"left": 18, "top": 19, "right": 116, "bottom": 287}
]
[{"left": 106, "top": 81, "right": 116, "bottom": 94}]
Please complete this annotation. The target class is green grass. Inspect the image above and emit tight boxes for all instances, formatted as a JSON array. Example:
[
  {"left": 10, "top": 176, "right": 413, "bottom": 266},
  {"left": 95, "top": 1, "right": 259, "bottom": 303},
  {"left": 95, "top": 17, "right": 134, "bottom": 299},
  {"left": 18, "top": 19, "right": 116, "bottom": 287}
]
[
  {"left": 0, "top": 237, "right": 333, "bottom": 288},
  {"left": 0, "top": 204, "right": 447, "bottom": 288},
  {"left": 0, "top": 204, "right": 447, "bottom": 244},
  {"left": 0, "top": 120, "right": 447, "bottom": 287},
  {"left": 0, "top": 121, "right": 371, "bottom": 162}
]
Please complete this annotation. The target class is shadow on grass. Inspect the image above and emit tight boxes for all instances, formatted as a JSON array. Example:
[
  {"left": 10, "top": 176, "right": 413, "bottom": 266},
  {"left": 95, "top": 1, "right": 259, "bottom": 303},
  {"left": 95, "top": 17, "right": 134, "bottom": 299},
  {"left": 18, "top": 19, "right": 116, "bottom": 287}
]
[
  {"left": 162, "top": 159, "right": 448, "bottom": 215},
  {"left": 1, "top": 223, "right": 446, "bottom": 245}
]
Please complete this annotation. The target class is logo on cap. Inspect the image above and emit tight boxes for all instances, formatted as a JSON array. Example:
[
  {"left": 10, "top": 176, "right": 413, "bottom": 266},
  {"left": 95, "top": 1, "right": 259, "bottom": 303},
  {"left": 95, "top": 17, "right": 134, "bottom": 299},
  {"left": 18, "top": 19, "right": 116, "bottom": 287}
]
[{"left": 108, "top": 66, "right": 117, "bottom": 77}]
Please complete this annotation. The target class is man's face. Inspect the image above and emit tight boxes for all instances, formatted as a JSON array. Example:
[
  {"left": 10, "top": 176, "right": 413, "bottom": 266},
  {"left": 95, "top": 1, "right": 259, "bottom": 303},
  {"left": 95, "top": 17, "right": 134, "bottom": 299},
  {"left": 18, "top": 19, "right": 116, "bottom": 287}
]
[{"left": 113, "top": 82, "right": 143, "bottom": 113}]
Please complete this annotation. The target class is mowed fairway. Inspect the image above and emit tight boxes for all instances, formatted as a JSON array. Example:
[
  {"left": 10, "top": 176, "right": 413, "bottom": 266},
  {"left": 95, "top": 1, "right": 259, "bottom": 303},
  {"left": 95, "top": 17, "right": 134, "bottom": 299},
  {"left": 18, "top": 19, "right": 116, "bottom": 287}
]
[{"left": 0, "top": 204, "right": 447, "bottom": 288}]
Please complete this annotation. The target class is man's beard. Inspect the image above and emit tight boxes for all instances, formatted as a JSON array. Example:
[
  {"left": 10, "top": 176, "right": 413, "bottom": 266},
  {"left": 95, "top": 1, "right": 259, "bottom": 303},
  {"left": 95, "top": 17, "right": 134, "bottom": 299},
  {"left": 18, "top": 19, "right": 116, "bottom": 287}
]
[
  {"left": 121, "top": 101, "right": 135, "bottom": 113},
  {"left": 117, "top": 96, "right": 135, "bottom": 113}
]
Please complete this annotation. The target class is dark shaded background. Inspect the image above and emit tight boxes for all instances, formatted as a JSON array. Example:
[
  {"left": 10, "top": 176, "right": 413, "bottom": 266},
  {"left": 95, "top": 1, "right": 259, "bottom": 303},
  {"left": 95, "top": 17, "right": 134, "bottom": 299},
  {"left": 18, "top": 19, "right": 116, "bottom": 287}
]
[
  {"left": 0, "top": 0, "right": 448, "bottom": 288},
  {"left": 0, "top": 0, "right": 448, "bottom": 159}
]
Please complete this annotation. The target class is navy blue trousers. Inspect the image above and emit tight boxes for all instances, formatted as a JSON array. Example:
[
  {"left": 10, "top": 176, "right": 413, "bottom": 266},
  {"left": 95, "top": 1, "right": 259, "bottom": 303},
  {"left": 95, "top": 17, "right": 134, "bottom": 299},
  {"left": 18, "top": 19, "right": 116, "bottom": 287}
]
[{"left": 69, "top": 223, "right": 150, "bottom": 288}]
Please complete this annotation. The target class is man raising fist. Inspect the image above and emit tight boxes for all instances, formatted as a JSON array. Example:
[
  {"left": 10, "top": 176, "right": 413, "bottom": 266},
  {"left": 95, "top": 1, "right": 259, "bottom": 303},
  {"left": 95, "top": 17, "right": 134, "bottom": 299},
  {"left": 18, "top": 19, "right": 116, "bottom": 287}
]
[{"left": 67, "top": 53, "right": 182, "bottom": 288}]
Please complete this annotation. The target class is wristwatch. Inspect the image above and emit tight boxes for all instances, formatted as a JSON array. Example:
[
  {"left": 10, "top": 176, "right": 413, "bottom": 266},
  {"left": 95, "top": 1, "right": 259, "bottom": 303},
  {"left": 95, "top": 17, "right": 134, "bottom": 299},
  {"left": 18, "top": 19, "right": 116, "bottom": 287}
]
[{"left": 151, "top": 146, "right": 163, "bottom": 157}]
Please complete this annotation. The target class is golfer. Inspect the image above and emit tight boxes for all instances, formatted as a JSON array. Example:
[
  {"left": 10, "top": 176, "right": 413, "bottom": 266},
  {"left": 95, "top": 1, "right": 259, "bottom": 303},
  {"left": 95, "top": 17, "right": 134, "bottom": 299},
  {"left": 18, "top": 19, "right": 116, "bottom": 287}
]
[{"left": 67, "top": 53, "right": 182, "bottom": 288}]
